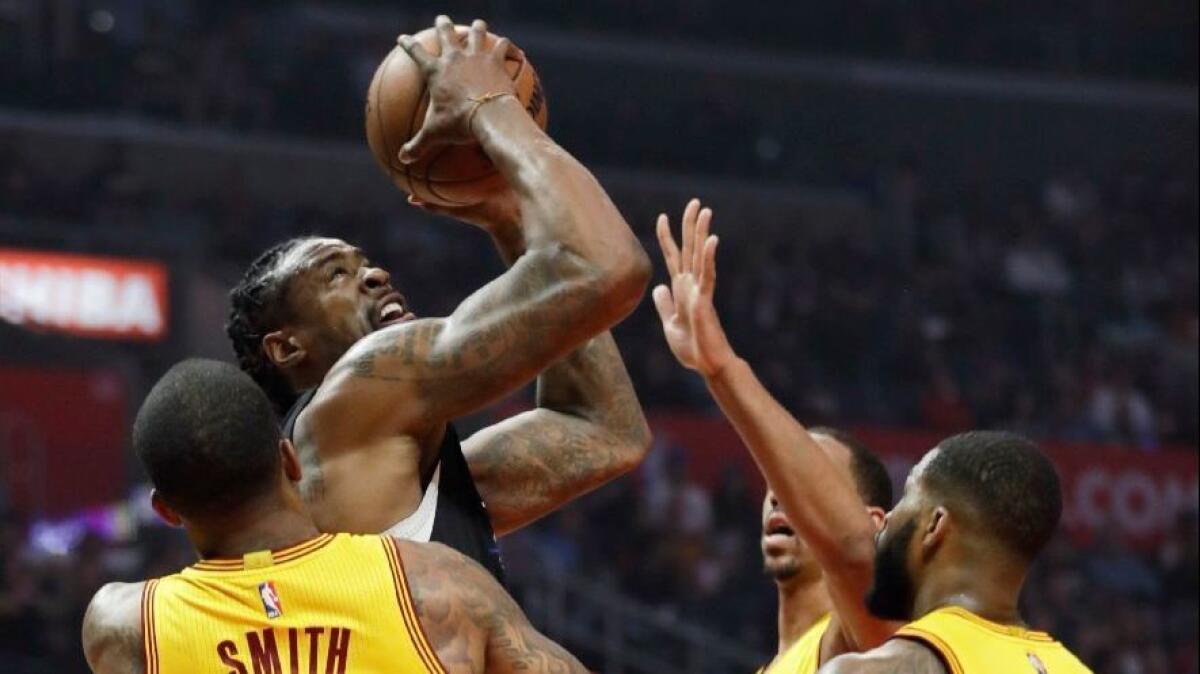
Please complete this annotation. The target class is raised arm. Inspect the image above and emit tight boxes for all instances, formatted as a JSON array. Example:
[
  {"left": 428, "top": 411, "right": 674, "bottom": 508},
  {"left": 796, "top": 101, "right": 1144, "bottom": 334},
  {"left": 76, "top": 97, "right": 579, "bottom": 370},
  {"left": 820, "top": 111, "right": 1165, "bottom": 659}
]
[
  {"left": 651, "top": 200, "right": 893, "bottom": 652},
  {"left": 398, "top": 539, "right": 589, "bottom": 673},
  {"left": 819, "top": 640, "right": 948, "bottom": 674},
  {"left": 305, "top": 18, "right": 649, "bottom": 439},
  {"left": 82, "top": 582, "right": 145, "bottom": 674}
]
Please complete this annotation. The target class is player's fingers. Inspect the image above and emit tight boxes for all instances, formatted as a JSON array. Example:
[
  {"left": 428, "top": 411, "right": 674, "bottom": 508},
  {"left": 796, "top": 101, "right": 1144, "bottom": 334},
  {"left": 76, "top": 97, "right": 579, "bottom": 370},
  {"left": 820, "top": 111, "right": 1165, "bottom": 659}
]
[
  {"left": 397, "top": 35, "right": 434, "bottom": 72},
  {"left": 435, "top": 15, "right": 461, "bottom": 51},
  {"left": 656, "top": 214, "right": 682, "bottom": 276},
  {"left": 700, "top": 235, "right": 719, "bottom": 296},
  {"left": 693, "top": 207, "right": 712, "bottom": 273},
  {"left": 652, "top": 285, "right": 676, "bottom": 323},
  {"left": 467, "top": 19, "right": 487, "bottom": 53},
  {"left": 680, "top": 198, "right": 700, "bottom": 273},
  {"left": 399, "top": 128, "right": 430, "bottom": 164},
  {"left": 490, "top": 37, "right": 515, "bottom": 63}
]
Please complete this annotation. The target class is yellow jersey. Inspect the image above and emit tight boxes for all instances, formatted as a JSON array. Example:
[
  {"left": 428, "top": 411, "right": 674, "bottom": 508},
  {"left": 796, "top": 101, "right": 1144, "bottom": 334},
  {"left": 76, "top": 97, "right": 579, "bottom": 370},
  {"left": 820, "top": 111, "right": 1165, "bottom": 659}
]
[
  {"left": 759, "top": 614, "right": 831, "bottom": 674},
  {"left": 142, "top": 533, "right": 445, "bottom": 674},
  {"left": 895, "top": 606, "right": 1092, "bottom": 674}
]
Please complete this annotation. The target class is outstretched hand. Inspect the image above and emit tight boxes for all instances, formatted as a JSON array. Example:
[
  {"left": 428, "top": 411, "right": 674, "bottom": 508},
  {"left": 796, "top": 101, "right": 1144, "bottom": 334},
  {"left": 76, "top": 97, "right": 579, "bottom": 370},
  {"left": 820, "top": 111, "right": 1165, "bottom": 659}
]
[
  {"left": 652, "top": 199, "right": 737, "bottom": 378},
  {"left": 396, "top": 16, "right": 519, "bottom": 164}
]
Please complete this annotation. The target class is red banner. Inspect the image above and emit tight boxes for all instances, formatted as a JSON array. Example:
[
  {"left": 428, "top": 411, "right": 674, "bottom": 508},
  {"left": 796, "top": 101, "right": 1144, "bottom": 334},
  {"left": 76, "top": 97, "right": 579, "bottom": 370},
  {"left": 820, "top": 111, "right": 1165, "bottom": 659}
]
[
  {"left": 0, "top": 367, "right": 128, "bottom": 516},
  {"left": 651, "top": 414, "right": 1199, "bottom": 547},
  {"left": 0, "top": 248, "right": 169, "bottom": 341}
]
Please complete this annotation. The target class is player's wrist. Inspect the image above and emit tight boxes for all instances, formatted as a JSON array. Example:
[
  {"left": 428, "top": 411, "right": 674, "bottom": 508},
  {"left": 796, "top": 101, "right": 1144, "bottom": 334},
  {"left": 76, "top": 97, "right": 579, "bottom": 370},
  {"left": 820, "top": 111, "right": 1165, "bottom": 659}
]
[
  {"left": 700, "top": 352, "right": 743, "bottom": 380},
  {"left": 471, "top": 95, "right": 539, "bottom": 142}
]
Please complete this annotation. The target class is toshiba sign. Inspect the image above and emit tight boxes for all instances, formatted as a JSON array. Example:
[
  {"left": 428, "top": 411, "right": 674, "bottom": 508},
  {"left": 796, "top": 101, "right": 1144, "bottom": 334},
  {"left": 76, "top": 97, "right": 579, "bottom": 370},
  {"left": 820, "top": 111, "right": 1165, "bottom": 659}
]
[{"left": 0, "top": 248, "right": 169, "bottom": 341}]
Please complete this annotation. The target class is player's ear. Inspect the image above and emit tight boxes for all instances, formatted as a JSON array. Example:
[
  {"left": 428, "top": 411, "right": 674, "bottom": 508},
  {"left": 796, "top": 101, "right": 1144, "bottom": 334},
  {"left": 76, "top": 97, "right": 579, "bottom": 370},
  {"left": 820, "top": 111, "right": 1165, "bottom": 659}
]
[
  {"left": 279, "top": 439, "right": 302, "bottom": 484},
  {"left": 150, "top": 490, "right": 183, "bottom": 527},
  {"left": 263, "top": 330, "right": 305, "bottom": 370},
  {"left": 866, "top": 506, "right": 887, "bottom": 531},
  {"left": 920, "top": 505, "right": 950, "bottom": 559}
]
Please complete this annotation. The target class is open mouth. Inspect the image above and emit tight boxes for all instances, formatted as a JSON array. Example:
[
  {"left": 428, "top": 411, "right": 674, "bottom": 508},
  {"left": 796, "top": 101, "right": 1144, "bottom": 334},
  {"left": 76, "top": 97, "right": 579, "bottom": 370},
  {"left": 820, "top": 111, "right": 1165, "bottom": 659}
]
[
  {"left": 763, "top": 513, "right": 796, "bottom": 540},
  {"left": 376, "top": 293, "right": 415, "bottom": 327}
]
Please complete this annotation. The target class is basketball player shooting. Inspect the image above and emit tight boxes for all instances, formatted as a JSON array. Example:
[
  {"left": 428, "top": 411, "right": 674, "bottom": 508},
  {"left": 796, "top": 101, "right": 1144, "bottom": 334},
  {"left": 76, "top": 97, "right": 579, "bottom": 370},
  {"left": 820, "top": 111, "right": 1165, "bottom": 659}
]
[
  {"left": 225, "top": 17, "right": 652, "bottom": 580},
  {"left": 651, "top": 200, "right": 899, "bottom": 672},
  {"left": 82, "top": 359, "right": 588, "bottom": 674}
]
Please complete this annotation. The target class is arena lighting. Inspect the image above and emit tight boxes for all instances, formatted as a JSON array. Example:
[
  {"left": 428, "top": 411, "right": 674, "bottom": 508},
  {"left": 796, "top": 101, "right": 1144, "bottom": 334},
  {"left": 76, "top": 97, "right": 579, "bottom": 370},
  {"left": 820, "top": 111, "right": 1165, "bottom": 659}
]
[{"left": 0, "top": 248, "right": 169, "bottom": 341}]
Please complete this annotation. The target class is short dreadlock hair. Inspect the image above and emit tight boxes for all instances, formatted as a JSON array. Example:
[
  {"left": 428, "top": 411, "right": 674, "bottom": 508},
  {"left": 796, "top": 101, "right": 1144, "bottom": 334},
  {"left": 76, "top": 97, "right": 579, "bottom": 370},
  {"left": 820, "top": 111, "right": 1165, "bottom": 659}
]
[
  {"left": 924, "top": 431, "right": 1063, "bottom": 561},
  {"left": 226, "top": 237, "right": 315, "bottom": 414}
]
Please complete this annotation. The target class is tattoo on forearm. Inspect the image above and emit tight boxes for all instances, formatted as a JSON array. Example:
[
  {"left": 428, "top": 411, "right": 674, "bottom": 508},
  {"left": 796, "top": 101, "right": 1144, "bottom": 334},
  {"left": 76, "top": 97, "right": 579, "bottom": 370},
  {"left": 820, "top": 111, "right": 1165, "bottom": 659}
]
[{"left": 403, "top": 543, "right": 586, "bottom": 673}]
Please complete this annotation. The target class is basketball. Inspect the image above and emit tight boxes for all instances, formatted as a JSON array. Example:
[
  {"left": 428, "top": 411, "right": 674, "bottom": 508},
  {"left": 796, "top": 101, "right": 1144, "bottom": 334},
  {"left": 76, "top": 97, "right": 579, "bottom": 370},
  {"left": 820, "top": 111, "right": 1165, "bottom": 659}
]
[{"left": 365, "top": 26, "right": 548, "bottom": 207}]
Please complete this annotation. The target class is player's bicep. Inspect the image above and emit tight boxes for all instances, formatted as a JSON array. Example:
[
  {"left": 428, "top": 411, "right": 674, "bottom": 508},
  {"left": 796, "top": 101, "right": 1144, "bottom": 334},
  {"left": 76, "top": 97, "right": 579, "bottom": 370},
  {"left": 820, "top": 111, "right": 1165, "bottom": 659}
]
[
  {"left": 820, "top": 639, "right": 947, "bottom": 674},
  {"left": 318, "top": 246, "right": 612, "bottom": 429}
]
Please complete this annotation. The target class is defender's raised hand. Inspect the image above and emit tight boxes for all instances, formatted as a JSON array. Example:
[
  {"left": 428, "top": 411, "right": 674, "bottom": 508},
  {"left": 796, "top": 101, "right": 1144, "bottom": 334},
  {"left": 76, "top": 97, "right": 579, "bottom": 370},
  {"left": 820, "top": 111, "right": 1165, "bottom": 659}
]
[
  {"left": 397, "top": 16, "right": 519, "bottom": 163},
  {"left": 653, "top": 199, "right": 736, "bottom": 377}
]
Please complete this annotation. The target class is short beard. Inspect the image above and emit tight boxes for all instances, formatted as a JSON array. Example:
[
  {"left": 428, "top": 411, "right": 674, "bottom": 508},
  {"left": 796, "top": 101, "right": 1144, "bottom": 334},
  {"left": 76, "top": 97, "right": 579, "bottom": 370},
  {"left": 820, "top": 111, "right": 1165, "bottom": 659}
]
[
  {"left": 865, "top": 518, "right": 918, "bottom": 621},
  {"left": 764, "top": 557, "right": 801, "bottom": 583}
]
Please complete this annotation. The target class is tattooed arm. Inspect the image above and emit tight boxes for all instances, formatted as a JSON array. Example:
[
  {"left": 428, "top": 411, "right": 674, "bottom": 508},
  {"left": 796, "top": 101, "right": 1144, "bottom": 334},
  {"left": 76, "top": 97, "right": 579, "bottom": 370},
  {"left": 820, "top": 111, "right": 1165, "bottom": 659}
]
[
  {"left": 399, "top": 539, "right": 588, "bottom": 674},
  {"left": 464, "top": 332, "right": 651, "bottom": 535},
  {"left": 820, "top": 640, "right": 948, "bottom": 674},
  {"left": 82, "top": 582, "right": 145, "bottom": 674}
]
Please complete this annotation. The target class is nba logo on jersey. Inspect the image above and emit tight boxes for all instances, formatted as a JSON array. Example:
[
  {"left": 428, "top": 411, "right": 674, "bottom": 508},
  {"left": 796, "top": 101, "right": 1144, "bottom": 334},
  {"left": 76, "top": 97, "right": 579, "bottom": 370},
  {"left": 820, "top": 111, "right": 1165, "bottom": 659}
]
[
  {"left": 258, "top": 581, "right": 282, "bottom": 619},
  {"left": 1027, "top": 652, "right": 1048, "bottom": 674}
]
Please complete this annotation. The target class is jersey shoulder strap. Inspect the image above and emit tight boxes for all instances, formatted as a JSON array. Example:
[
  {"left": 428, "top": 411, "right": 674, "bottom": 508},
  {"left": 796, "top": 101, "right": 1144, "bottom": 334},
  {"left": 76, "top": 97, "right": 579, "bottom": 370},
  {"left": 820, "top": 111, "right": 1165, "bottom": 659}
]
[{"left": 430, "top": 424, "right": 507, "bottom": 585}]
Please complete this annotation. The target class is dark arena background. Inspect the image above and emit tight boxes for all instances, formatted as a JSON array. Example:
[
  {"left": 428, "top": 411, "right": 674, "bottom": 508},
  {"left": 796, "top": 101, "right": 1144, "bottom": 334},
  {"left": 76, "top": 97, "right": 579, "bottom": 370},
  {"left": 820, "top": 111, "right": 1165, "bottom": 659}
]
[{"left": 1, "top": 2, "right": 1196, "bottom": 673}]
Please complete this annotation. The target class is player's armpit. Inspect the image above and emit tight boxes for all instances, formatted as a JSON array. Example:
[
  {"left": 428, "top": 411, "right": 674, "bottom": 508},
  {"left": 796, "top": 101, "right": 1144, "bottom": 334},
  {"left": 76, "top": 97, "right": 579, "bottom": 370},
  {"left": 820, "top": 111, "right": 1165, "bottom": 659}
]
[
  {"left": 399, "top": 540, "right": 588, "bottom": 674},
  {"left": 310, "top": 243, "right": 645, "bottom": 441},
  {"left": 464, "top": 332, "right": 651, "bottom": 536},
  {"left": 819, "top": 639, "right": 948, "bottom": 674},
  {"left": 82, "top": 582, "right": 146, "bottom": 674}
]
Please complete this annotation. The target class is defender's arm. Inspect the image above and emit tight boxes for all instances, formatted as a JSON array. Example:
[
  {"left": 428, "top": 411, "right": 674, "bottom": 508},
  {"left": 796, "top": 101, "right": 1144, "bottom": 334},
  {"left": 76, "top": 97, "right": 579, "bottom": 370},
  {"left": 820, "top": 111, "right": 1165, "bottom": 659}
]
[
  {"left": 398, "top": 539, "right": 588, "bottom": 673},
  {"left": 820, "top": 639, "right": 948, "bottom": 674},
  {"left": 652, "top": 201, "right": 893, "bottom": 653},
  {"left": 82, "top": 582, "right": 145, "bottom": 674}
]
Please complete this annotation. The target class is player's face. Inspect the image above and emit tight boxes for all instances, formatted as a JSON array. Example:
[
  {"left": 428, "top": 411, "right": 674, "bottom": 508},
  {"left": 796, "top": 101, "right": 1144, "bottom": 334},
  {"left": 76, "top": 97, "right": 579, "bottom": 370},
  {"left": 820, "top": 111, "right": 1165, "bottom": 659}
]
[
  {"left": 281, "top": 238, "right": 415, "bottom": 367},
  {"left": 761, "top": 490, "right": 817, "bottom": 583},
  {"left": 865, "top": 449, "right": 937, "bottom": 621}
]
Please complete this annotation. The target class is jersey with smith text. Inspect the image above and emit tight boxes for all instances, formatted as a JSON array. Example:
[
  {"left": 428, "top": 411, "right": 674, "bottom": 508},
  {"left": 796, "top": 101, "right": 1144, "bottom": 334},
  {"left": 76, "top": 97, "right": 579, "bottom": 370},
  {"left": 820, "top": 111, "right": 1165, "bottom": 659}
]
[{"left": 143, "top": 533, "right": 446, "bottom": 674}]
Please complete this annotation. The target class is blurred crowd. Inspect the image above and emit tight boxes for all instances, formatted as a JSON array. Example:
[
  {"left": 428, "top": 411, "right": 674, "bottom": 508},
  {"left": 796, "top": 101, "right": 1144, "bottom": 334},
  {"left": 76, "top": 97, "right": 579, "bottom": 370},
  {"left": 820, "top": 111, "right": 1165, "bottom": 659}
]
[
  {"left": 3, "top": 460, "right": 1197, "bottom": 674},
  {"left": 3, "top": 1, "right": 1196, "bottom": 145},
  {"left": 3, "top": 135, "right": 1196, "bottom": 447}
]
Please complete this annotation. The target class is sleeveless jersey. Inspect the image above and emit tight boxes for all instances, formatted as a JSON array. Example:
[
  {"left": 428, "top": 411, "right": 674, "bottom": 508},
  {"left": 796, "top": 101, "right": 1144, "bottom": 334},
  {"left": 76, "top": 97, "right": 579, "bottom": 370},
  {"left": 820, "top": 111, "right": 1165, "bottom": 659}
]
[
  {"left": 894, "top": 606, "right": 1093, "bottom": 674},
  {"left": 143, "top": 533, "right": 447, "bottom": 674},
  {"left": 284, "top": 388, "right": 506, "bottom": 584},
  {"left": 758, "top": 614, "right": 831, "bottom": 674}
]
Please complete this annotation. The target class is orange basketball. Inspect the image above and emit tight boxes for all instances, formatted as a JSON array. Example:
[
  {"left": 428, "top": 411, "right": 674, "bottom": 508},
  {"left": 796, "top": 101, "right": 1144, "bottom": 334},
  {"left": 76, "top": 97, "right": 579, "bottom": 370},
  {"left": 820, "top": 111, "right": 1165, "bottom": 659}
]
[{"left": 365, "top": 26, "right": 548, "bottom": 207}]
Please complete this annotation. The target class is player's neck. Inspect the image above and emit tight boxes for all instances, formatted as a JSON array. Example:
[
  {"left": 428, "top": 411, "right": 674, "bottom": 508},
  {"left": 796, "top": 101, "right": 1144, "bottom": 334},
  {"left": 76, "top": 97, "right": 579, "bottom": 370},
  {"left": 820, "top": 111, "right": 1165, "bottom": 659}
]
[
  {"left": 191, "top": 500, "right": 322, "bottom": 561},
  {"left": 914, "top": 560, "right": 1026, "bottom": 627},
  {"left": 775, "top": 576, "right": 830, "bottom": 655}
]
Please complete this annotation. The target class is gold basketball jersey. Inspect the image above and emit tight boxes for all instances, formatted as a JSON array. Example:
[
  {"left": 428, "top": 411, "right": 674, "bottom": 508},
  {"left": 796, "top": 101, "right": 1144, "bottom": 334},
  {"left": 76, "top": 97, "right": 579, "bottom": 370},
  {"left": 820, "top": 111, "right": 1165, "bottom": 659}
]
[
  {"left": 142, "top": 533, "right": 445, "bottom": 674},
  {"left": 759, "top": 614, "right": 831, "bottom": 674},
  {"left": 895, "top": 606, "right": 1092, "bottom": 674}
]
